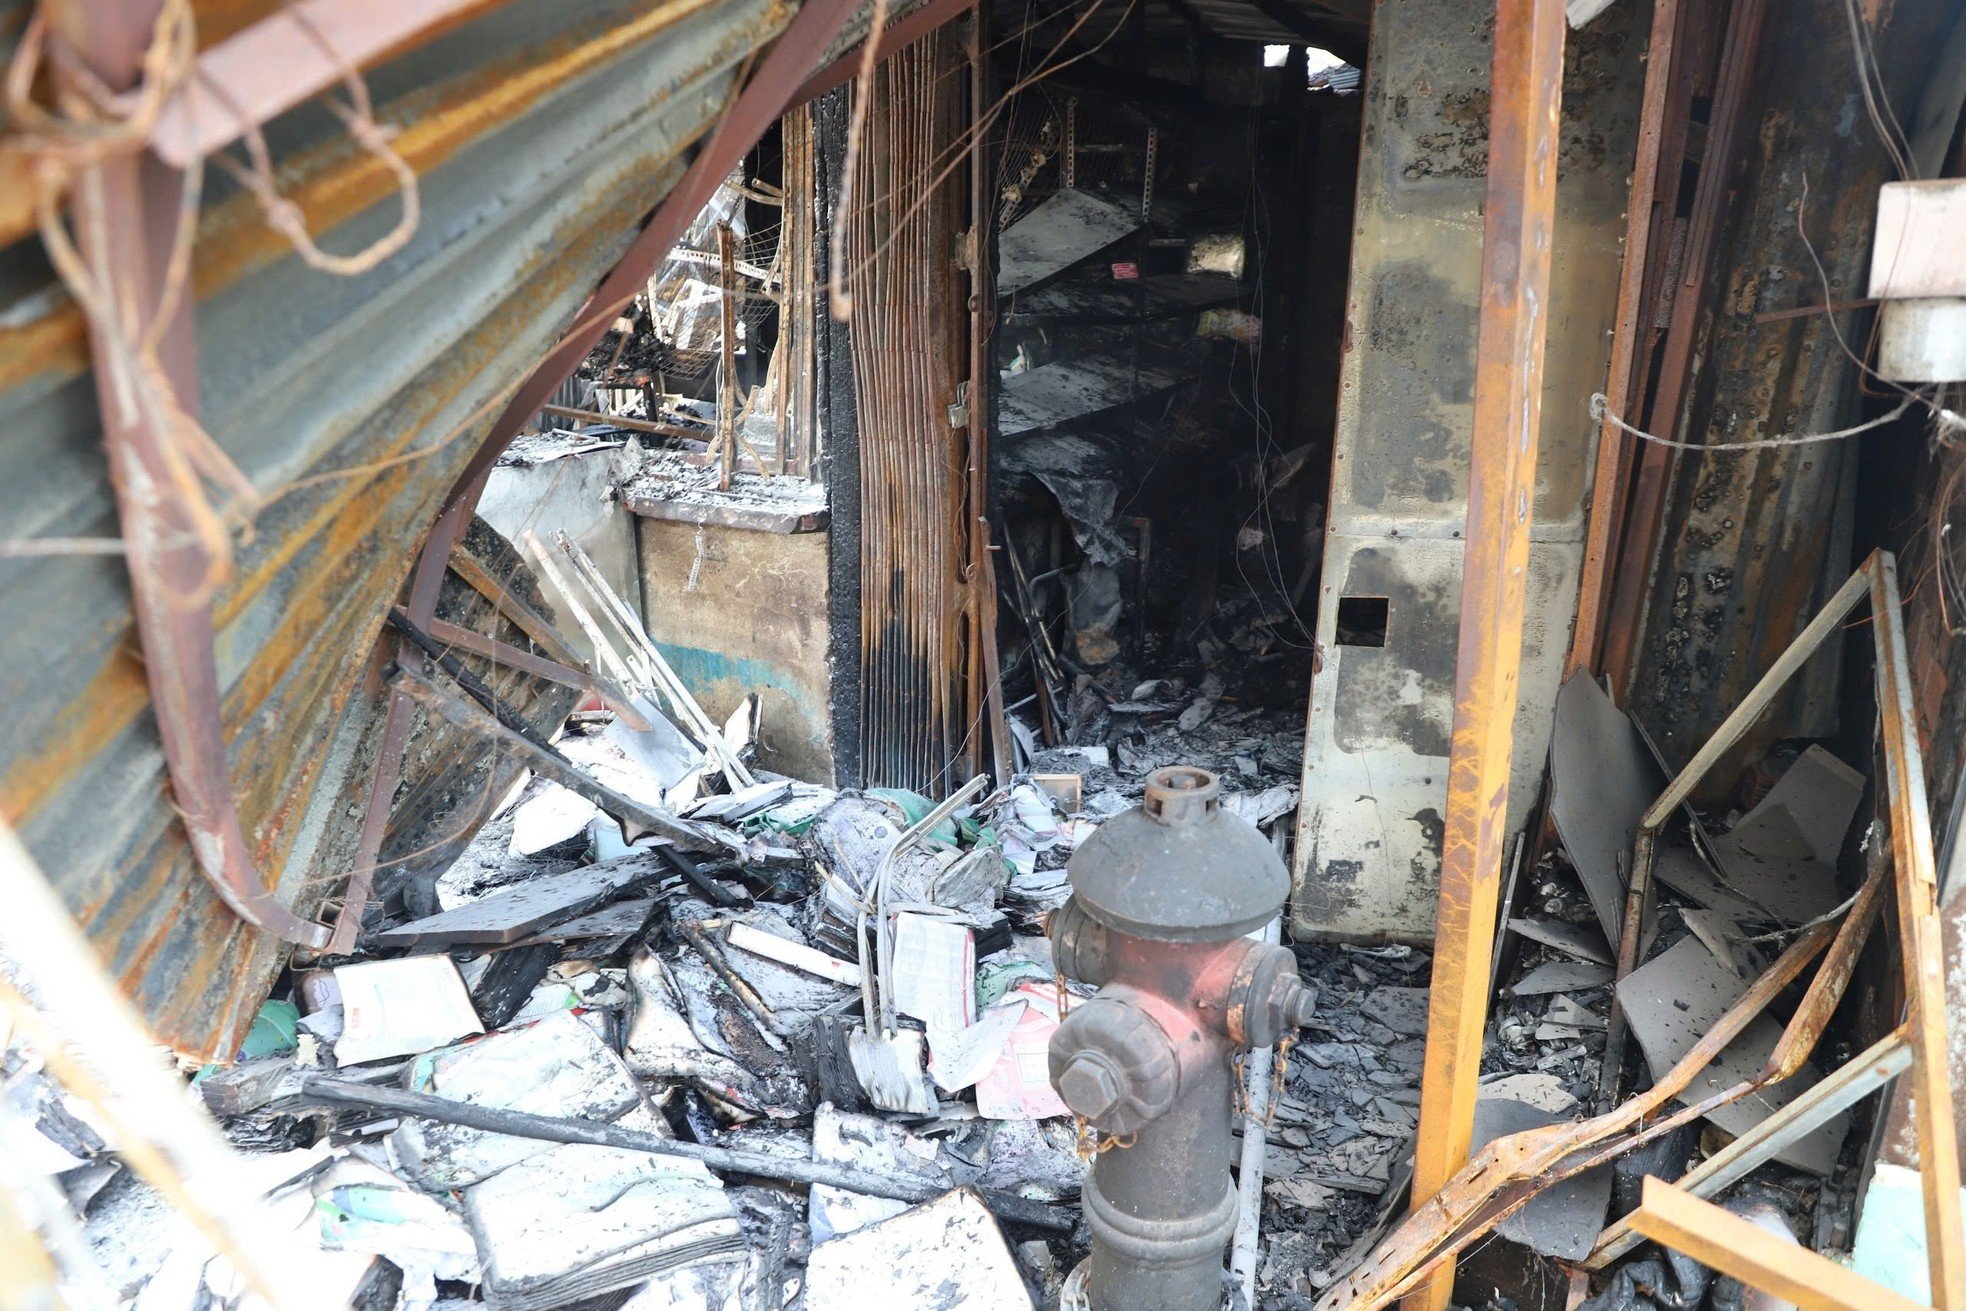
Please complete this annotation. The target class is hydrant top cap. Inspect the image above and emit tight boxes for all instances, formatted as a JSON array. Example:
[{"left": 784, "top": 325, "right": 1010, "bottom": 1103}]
[{"left": 1066, "top": 765, "right": 1290, "bottom": 942}]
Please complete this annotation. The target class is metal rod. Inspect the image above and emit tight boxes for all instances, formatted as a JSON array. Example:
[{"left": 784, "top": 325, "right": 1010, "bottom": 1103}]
[
  {"left": 659, "top": 846, "right": 747, "bottom": 909},
  {"left": 420, "top": 615, "right": 653, "bottom": 730},
  {"left": 387, "top": 657, "right": 733, "bottom": 854},
  {"left": 1231, "top": 918, "right": 1283, "bottom": 1306},
  {"left": 537, "top": 404, "right": 706, "bottom": 440},
  {"left": 1587, "top": 1031, "right": 1911, "bottom": 1270},
  {"left": 60, "top": 3, "right": 332, "bottom": 951},
  {"left": 679, "top": 921, "right": 789, "bottom": 1045},
  {"left": 1872, "top": 552, "right": 1966, "bottom": 1311},
  {"left": 299, "top": 1077, "right": 1075, "bottom": 1232},
  {"left": 1402, "top": 0, "right": 1566, "bottom": 1304},
  {"left": 445, "top": 548, "right": 588, "bottom": 669},
  {"left": 386, "top": 610, "right": 570, "bottom": 758},
  {"left": 1629, "top": 1178, "right": 1925, "bottom": 1311}
]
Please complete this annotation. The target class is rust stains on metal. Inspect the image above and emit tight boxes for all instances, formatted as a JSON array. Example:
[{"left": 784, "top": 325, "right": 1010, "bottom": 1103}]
[
  {"left": 1402, "top": 0, "right": 1567, "bottom": 1305},
  {"left": 0, "top": 0, "right": 762, "bottom": 391},
  {"left": 1615, "top": 0, "right": 1959, "bottom": 781},
  {"left": 0, "top": 0, "right": 790, "bottom": 1057},
  {"left": 841, "top": 27, "right": 978, "bottom": 791},
  {"left": 1321, "top": 920, "right": 1840, "bottom": 1311},
  {"left": 1566, "top": 0, "right": 1680, "bottom": 679},
  {"left": 1872, "top": 552, "right": 1966, "bottom": 1310}
]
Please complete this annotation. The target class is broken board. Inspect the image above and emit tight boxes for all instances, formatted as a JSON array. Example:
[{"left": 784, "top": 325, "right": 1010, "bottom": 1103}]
[
  {"left": 1651, "top": 843, "right": 1774, "bottom": 923},
  {"left": 997, "top": 187, "right": 1141, "bottom": 294},
  {"left": 1507, "top": 960, "right": 1613, "bottom": 996},
  {"left": 998, "top": 352, "right": 1186, "bottom": 437},
  {"left": 1548, "top": 672, "right": 1666, "bottom": 947},
  {"left": 1506, "top": 917, "right": 1613, "bottom": 965},
  {"left": 1704, "top": 745, "right": 1861, "bottom": 927},
  {"left": 803, "top": 1188, "right": 1032, "bottom": 1311},
  {"left": 378, "top": 851, "right": 663, "bottom": 947},
  {"left": 1616, "top": 934, "right": 1848, "bottom": 1174}
]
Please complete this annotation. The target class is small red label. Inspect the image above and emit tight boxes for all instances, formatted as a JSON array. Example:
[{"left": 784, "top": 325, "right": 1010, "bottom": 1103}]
[{"left": 1111, "top": 262, "right": 1140, "bottom": 280}]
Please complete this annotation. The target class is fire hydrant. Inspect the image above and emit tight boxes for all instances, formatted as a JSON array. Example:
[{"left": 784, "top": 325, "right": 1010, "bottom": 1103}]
[{"left": 1048, "top": 765, "right": 1316, "bottom": 1311}]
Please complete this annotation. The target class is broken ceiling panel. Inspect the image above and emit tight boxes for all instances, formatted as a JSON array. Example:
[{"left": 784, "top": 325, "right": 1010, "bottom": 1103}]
[
  {"left": 1471, "top": 1097, "right": 1613, "bottom": 1261},
  {"left": 1549, "top": 672, "right": 1667, "bottom": 946},
  {"left": 998, "top": 353, "right": 1186, "bottom": 437},
  {"left": 1617, "top": 935, "right": 1849, "bottom": 1175},
  {"left": 996, "top": 187, "right": 1143, "bottom": 293},
  {"left": 1705, "top": 746, "right": 1862, "bottom": 927}
]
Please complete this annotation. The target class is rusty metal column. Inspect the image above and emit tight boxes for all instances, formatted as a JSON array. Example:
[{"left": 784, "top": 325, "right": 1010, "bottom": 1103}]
[
  {"left": 1402, "top": 0, "right": 1566, "bottom": 1306},
  {"left": 53, "top": 0, "right": 332, "bottom": 949}
]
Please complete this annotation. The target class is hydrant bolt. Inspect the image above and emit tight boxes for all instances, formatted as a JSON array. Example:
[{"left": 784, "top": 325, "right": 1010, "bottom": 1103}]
[{"left": 1058, "top": 1055, "right": 1125, "bottom": 1119}]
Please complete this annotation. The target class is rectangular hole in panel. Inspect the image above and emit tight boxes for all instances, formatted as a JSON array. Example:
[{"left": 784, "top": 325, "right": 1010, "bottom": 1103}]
[{"left": 1335, "top": 595, "right": 1389, "bottom": 648}]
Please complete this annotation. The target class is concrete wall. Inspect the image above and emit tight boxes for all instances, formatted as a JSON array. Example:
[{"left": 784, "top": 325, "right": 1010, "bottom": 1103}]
[
  {"left": 636, "top": 516, "right": 835, "bottom": 784},
  {"left": 1291, "top": 0, "right": 1646, "bottom": 942}
]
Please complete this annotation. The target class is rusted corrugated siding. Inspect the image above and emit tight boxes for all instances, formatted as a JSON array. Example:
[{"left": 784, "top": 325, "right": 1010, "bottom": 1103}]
[
  {"left": 1624, "top": 0, "right": 1958, "bottom": 781},
  {"left": 0, "top": 0, "right": 791, "bottom": 1057}
]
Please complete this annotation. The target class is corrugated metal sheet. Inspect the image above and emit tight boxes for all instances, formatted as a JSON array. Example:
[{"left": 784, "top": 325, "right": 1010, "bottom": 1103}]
[
  {"left": 1290, "top": 0, "right": 1646, "bottom": 942},
  {"left": 0, "top": 0, "right": 792, "bottom": 1057},
  {"left": 1625, "top": 0, "right": 1961, "bottom": 783}
]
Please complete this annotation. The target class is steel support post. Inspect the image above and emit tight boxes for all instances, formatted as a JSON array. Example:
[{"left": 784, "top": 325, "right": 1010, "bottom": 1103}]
[
  {"left": 1630, "top": 1178, "right": 1925, "bottom": 1311},
  {"left": 1872, "top": 554, "right": 1966, "bottom": 1311},
  {"left": 54, "top": 0, "right": 333, "bottom": 948},
  {"left": 1401, "top": 0, "right": 1567, "bottom": 1305}
]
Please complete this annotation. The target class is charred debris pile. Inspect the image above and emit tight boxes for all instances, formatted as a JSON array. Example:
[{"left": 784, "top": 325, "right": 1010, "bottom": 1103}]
[{"left": 8, "top": 535, "right": 1926, "bottom": 1311}]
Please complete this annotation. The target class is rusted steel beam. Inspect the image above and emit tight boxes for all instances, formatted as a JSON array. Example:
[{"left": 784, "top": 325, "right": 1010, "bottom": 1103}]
[
  {"left": 56, "top": 0, "right": 333, "bottom": 950},
  {"left": 792, "top": 0, "right": 983, "bottom": 109},
  {"left": 1589, "top": 1029, "right": 1910, "bottom": 1271},
  {"left": 148, "top": 0, "right": 508, "bottom": 169},
  {"left": 1566, "top": 0, "right": 1680, "bottom": 679},
  {"left": 445, "top": 545, "right": 586, "bottom": 669},
  {"left": 327, "top": 687, "right": 413, "bottom": 955},
  {"left": 1600, "top": 0, "right": 1770, "bottom": 700},
  {"left": 433, "top": 0, "right": 865, "bottom": 521},
  {"left": 334, "top": 480, "right": 488, "bottom": 949},
  {"left": 1318, "top": 919, "right": 1840, "bottom": 1311},
  {"left": 1630, "top": 1178, "right": 1925, "bottom": 1311},
  {"left": 1402, "top": 0, "right": 1567, "bottom": 1305},
  {"left": 1871, "top": 553, "right": 1966, "bottom": 1311},
  {"left": 420, "top": 616, "right": 652, "bottom": 729}
]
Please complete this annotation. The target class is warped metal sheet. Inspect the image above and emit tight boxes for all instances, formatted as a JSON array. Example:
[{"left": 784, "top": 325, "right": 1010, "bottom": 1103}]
[
  {"left": 996, "top": 187, "right": 1140, "bottom": 294},
  {"left": 1290, "top": 0, "right": 1645, "bottom": 942},
  {"left": 0, "top": 0, "right": 791, "bottom": 1058}
]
